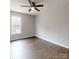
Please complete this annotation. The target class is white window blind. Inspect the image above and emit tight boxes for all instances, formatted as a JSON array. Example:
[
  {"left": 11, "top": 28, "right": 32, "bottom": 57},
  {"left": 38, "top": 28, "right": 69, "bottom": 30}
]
[{"left": 11, "top": 15, "right": 21, "bottom": 34}]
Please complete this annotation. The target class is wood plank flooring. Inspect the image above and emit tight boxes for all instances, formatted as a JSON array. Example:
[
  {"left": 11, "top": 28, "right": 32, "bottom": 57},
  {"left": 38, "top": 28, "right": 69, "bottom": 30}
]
[{"left": 10, "top": 37, "right": 69, "bottom": 59}]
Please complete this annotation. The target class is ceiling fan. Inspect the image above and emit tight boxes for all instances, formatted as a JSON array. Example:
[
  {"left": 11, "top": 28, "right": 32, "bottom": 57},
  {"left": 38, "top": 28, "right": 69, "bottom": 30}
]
[{"left": 21, "top": 0, "right": 44, "bottom": 12}]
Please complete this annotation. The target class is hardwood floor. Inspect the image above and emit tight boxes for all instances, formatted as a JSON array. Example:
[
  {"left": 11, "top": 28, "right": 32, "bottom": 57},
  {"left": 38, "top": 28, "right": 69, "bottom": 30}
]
[{"left": 10, "top": 37, "right": 69, "bottom": 59}]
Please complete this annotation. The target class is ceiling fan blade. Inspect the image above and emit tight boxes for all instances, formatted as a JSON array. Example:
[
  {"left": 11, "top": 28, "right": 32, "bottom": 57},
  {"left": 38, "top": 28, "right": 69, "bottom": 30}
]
[
  {"left": 35, "top": 5, "right": 44, "bottom": 7},
  {"left": 29, "top": 8, "right": 31, "bottom": 12},
  {"left": 34, "top": 7, "right": 40, "bottom": 11},
  {"left": 32, "top": 2, "right": 35, "bottom": 6},
  {"left": 28, "top": 0, "right": 31, "bottom": 5},
  {"left": 21, "top": 6, "right": 30, "bottom": 7}
]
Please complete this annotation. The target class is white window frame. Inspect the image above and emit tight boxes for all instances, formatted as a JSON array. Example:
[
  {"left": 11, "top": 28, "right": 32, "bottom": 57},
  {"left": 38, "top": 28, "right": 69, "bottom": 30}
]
[{"left": 11, "top": 15, "right": 22, "bottom": 34}]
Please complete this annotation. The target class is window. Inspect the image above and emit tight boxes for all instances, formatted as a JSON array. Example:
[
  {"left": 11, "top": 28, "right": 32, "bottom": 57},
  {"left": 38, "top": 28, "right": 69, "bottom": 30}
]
[{"left": 11, "top": 15, "right": 21, "bottom": 34}]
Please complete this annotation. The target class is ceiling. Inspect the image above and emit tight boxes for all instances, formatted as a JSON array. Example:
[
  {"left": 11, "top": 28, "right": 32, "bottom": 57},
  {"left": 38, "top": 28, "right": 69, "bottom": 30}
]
[{"left": 10, "top": 0, "right": 45, "bottom": 15}]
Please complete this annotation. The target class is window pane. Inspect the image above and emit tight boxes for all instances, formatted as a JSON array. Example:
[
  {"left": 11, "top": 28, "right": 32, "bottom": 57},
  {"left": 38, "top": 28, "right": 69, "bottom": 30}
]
[{"left": 11, "top": 15, "right": 21, "bottom": 34}]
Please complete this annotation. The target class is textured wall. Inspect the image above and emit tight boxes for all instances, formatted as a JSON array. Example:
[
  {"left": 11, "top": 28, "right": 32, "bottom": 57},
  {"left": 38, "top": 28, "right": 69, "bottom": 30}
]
[{"left": 36, "top": 0, "right": 69, "bottom": 48}]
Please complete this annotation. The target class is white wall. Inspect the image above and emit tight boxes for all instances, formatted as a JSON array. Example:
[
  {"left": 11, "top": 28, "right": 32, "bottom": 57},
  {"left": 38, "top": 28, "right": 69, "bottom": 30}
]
[
  {"left": 10, "top": 11, "right": 35, "bottom": 40},
  {"left": 36, "top": 0, "right": 69, "bottom": 48}
]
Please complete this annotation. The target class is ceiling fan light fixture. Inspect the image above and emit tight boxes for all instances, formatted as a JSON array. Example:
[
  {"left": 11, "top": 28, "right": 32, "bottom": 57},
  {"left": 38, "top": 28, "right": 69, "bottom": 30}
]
[{"left": 31, "top": 7, "right": 34, "bottom": 10}]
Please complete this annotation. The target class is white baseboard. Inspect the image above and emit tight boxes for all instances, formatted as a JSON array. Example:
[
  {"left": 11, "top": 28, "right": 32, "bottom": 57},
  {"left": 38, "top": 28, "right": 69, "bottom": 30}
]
[
  {"left": 10, "top": 35, "right": 35, "bottom": 41},
  {"left": 36, "top": 35, "right": 69, "bottom": 49}
]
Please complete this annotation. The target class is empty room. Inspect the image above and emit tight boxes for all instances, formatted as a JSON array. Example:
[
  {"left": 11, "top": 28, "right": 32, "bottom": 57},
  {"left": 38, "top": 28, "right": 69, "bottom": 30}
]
[{"left": 10, "top": 0, "right": 69, "bottom": 59}]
